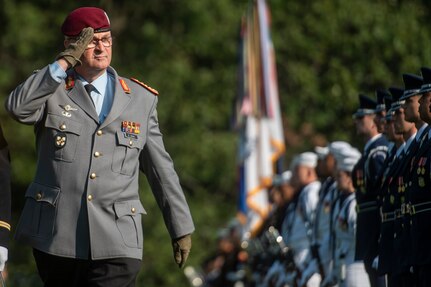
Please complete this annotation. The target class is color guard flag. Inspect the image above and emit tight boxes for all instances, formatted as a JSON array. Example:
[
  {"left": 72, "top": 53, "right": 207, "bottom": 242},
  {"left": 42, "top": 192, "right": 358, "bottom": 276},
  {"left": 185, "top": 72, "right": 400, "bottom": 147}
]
[{"left": 234, "top": 0, "right": 285, "bottom": 238}]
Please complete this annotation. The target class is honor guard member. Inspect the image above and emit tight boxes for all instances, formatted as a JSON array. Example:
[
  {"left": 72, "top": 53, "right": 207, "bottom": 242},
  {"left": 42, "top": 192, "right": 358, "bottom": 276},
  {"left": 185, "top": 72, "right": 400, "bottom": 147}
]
[
  {"left": 374, "top": 89, "right": 390, "bottom": 134},
  {"left": 378, "top": 87, "right": 414, "bottom": 287},
  {"left": 352, "top": 94, "right": 389, "bottom": 287},
  {"left": 323, "top": 145, "right": 368, "bottom": 287},
  {"left": 268, "top": 170, "right": 294, "bottom": 232},
  {"left": 309, "top": 141, "right": 351, "bottom": 282},
  {"left": 407, "top": 67, "right": 431, "bottom": 286},
  {"left": 400, "top": 73, "right": 429, "bottom": 152},
  {"left": 393, "top": 73, "right": 428, "bottom": 286},
  {"left": 281, "top": 152, "right": 321, "bottom": 287},
  {"left": 5, "top": 7, "right": 194, "bottom": 287},
  {"left": 0, "top": 124, "right": 11, "bottom": 273}
]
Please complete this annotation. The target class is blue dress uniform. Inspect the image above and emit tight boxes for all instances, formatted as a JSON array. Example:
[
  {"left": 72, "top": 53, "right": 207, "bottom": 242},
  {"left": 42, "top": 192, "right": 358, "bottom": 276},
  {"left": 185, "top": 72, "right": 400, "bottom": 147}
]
[
  {"left": 375, "top": 89, "right": 390, "bottom": 133},
  {"left": 405, "top": 130, "right": 431, "bottom": 285},
  {"left": 377, "top": 90, "right": 402, "bottom": 278},
  {"left": 392, "top": 74, "right": 428, "bottom": 287},
  {"left": 352, "top": 94, "right": 389, "bottom": 287},
  {"left": 406, "top": 67, "right": 431, "bottom": 286}
]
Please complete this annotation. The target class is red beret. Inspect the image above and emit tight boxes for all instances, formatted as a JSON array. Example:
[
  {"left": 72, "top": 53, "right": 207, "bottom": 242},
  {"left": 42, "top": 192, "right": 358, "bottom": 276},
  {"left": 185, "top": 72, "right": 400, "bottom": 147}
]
[{"left": 61, "top": 7, "right": 110, "bottom": 37}]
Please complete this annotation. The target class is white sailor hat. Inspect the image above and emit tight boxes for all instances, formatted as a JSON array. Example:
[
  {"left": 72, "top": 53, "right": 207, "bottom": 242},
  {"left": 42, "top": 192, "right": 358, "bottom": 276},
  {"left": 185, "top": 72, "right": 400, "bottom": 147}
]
[
  {"left": 334, "top": 146, "right": 361, "bottom": 172},
  {"left": 272, "top": 170, "right": 292, "bottom": 186},
  {"left": 291, "top": 152, "right": 318, "bottom": 169},
  {"left": 328, "top": 141, "right": 351, "bottom": 156},
  {"left": 314, "top": 146, "right": 329, "bottom": 160}
]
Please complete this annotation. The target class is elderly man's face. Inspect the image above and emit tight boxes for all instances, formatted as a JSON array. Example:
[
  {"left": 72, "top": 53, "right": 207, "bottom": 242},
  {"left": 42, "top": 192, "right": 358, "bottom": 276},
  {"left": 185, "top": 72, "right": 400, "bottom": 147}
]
[{"left": 72, "top": 31, "right": 112, "bottom": 73}]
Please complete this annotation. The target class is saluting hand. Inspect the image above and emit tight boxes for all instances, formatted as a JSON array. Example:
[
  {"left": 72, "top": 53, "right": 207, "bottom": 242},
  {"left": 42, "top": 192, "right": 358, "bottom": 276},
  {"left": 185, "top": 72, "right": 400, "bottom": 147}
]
[
  {"left": 172, "top": 234, "right": 192, "bottom": 268},
  {"left": 56, "top": 27, "right": 94, "bottom": 68}
]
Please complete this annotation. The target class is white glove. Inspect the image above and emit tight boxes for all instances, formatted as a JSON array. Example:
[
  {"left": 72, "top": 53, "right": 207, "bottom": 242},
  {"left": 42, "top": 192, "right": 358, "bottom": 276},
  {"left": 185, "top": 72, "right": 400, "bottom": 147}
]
[
  {"left": 0, "top": 246, "right": 8, "bottom": 271},
  {"left": 262, "top": 260, "right": 283, "bottom": 286},
  {"left": 320, "top": 270, "right": 337, "bottom": 287},
  {"left": 372, "top": 256, "right": 379, "bottom": 270},
  {"left": 298, "top": 259, "right": 319, "bottom": 286}
]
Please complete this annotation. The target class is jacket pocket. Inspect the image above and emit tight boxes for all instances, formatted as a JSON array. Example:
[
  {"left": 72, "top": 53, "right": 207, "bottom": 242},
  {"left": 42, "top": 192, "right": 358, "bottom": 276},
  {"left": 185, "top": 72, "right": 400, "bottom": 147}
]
[
  {"left": 114, "top": 199, "right": 146, "bottom": 248},
  {"left": 112, "top": 131, "right": 145, "bottom": 176},
  {"left": 17, "top": 182, "right": 60, "bottom": 239},
  {"left": 44, "top": 113, "right": 82, "bottom": 162}
]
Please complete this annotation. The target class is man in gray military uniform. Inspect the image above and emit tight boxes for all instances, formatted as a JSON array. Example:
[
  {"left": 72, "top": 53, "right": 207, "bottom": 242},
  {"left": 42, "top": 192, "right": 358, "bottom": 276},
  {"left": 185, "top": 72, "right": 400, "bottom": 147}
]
[{"left": 5, "top": 6, "right": 194, "bottom": 287}]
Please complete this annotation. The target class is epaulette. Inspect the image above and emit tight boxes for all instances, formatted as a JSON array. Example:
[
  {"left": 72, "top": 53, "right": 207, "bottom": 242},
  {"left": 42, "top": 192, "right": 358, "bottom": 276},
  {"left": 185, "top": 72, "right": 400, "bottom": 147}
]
[
  {"left": 130, "top": 78, "right": 159, "bottom": 96},
  {"left": 119, "top": 79, "right": 131, "bottom": 94}
]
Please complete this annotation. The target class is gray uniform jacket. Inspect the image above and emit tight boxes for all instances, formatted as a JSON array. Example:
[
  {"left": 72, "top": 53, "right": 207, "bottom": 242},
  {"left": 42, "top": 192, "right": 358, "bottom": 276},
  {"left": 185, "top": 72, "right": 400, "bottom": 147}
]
[{"left": 5, "top": 65, "right": 195, "bottom": 260}]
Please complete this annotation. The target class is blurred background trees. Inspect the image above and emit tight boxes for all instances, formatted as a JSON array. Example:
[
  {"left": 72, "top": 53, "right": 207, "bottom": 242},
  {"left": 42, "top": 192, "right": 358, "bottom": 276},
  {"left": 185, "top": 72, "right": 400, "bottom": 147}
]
[{"left": 1, "top": 0, "right": 431, "bottom": 286}]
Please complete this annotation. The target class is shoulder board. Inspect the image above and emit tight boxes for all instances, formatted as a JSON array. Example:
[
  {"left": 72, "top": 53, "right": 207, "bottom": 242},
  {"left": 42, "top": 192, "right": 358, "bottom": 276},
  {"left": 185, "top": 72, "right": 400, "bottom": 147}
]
[
  {"left": 130, "top": 78, "right": 159, "bottom": 96},
  {"left": 119, "top": 78, "right": 131, "bottom": 94}
]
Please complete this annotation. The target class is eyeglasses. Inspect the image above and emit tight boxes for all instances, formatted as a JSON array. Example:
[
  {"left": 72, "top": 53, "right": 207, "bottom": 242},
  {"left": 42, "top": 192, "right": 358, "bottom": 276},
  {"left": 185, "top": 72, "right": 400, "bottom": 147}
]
[{"left": 86, "top": 36, "right": 113, "bottom": 49}]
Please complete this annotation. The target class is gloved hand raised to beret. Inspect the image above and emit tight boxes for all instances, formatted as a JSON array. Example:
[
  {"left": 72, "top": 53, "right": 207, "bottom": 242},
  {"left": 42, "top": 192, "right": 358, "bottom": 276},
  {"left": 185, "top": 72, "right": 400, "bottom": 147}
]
[
  {"left": 172, "top": 234, "right": 191, "bottom": 268},
  {"left": 56, "top": 27, "right": 94, "bottom": 68}
]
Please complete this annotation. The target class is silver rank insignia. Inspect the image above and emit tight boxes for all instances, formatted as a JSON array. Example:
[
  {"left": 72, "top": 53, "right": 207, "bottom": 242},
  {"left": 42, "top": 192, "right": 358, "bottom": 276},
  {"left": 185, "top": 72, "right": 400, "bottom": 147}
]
[
  {"left": 62, "top": 111, "right": 72, "bottom": 118},
  {"left": 60, "top": 104, "right": 78, "bottom": 118},
  {"left": 55, "top": 133, "right": 67, "bottom": 148}
]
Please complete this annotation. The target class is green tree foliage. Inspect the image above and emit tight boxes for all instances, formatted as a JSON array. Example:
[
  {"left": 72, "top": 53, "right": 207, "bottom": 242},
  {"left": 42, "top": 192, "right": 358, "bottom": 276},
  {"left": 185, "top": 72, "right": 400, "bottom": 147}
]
[{"left": 2, "top": 0, "right": 431, "bottom": 286}]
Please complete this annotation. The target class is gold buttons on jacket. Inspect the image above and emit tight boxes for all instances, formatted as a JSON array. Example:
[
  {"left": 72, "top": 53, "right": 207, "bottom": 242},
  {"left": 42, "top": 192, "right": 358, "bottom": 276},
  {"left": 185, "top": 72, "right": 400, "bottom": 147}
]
[
  {"left": 60, "top": 124, "right": 66, "bottom": 130},
  {"left": 97, "top": 130, "right": 103, "bottom": 136},
  {"left": 94, "top": 151, "right": 101, "bottom": 157},
  {"left": 131, "top": 207, "right": 136, "bottom": 214},
  {"left": 90, "top": 173, "right": 96, "bottom": 179},
  {"left": 87, "top": 195, "right": 93, "bottom": 201},
  {"left": 36, "top": 192, "right": 42, "bottom": 200}
]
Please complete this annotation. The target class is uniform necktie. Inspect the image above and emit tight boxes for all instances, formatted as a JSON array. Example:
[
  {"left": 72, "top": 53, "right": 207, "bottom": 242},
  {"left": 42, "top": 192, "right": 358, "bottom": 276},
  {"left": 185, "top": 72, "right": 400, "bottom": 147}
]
[{"left": 84, "top": 84, "right": 96, "bottom": 107}]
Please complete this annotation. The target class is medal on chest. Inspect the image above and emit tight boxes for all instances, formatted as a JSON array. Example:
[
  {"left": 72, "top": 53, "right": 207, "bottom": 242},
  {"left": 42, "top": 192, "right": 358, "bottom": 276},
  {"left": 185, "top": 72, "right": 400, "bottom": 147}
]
[
  {"left": 121, "top": 121, "right": 141, "bottom": 139},
  {"left": 397, "top": 176, "right": 405, "bottom": 193},
  {"left": 417, "top": 157, "right": 427, "bottom": 188},
  {"left": 356, "top": 169, "right": 366, "bottom": 194}
]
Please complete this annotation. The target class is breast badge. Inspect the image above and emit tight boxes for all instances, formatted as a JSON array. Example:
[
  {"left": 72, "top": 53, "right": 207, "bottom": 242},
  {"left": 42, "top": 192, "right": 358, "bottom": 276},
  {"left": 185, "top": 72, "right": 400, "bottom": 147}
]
[
  {"left": 59, "top": 104, "right": 78, "bottom": 118},
  {"left": 55, "top": 133, "right": 67, "bottom": 148},
  {"left": 122, "top": 121, "right": 141, "bottom": 139}
]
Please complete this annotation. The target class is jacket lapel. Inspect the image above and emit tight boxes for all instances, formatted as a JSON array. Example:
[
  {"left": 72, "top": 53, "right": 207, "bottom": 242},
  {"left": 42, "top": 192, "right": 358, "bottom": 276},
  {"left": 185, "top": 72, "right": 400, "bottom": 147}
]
[
  {"left": 67, "top": 79, "right": 100, "bottom": 123},
  {"left": 99, "top": 68, "right": 131, "bottom": 129}
]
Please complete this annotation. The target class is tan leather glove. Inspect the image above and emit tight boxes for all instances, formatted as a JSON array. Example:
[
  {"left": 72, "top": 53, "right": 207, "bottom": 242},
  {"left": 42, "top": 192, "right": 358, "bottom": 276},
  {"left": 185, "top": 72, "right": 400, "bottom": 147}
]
[
  {"left": 56, "top": 27, "right": 94, "bottom": 68},
  {"left": 172, "top": 234, "right": 191, "bottom": 268}
]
